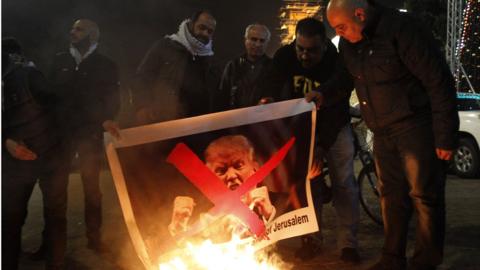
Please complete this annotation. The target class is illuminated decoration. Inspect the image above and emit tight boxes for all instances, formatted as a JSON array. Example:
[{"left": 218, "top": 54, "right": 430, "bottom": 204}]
[
  {"left": 278, "top": 0, "right": 325, "bottom": 45},
  {"left": 458, "top": 0, "right": 480, "bottom": 93}
]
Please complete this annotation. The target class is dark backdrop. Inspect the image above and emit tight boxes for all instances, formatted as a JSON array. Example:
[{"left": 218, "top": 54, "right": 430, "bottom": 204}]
[{"left": 2, "top": 0, "right": 404, "bottom": 118}]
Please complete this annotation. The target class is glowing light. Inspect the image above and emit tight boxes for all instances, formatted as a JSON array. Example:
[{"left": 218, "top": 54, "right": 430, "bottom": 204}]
[
  {"left": 158, "top": 235, "right": 290, "bottom": 270},
  {"left": 278, "top": 0, "right": 324, "bottom": 45}
]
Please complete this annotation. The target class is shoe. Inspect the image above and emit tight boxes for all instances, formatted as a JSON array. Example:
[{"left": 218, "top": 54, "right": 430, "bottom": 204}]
[
  {"left": 294, "top": 235, "right": 322, "bottom": 261},
  {"left": 28, "top": 245, "right": 46, "bottom": 261},
  {"left": 87, "top": 239, "right": 110, "bottom": 254},
  {"left": 340, "top": 247, "right": 361, "bottom": 263}
]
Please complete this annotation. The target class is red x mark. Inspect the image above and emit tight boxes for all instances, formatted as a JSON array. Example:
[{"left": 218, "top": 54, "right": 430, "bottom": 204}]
[{"left": 166, "top": 137, "right": 295, "bottom": 237}]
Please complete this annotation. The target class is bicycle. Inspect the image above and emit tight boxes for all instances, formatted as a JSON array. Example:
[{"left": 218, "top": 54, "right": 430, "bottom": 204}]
[
  {"left": 314, "top": 113, "right": 383, "bottom": 226},
  {"left": 351, "top": 115, "right": 383, "bottom": 226}
]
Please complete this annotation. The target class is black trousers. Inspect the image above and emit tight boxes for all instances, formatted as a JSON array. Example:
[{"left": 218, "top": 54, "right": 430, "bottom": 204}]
[
  {"left": 70, "top": 136, "right": 103, "bottom": 242},
  {"left": 2, "top": 147, "right": 69, "bottom": 270},
  {"left": 373, "top": 124, "right": 446, "bottom": 268}
]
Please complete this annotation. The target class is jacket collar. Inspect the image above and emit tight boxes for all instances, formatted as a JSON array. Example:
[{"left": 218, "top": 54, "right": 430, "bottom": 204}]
[
  {"left": 69, "top": 42, "right": 97, "bottom": 66},
  {"left": 361, "top": 4, "right": 384, "bottom": 40}
]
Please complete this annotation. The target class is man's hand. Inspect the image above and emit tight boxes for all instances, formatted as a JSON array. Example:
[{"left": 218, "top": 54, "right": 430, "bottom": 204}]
[
  {"left": 307, "top": 159, "right": 323, "bottom": 180},
  {"left": 168, "top": 196, "right": 195, "bottom": 236},
  {"left": 103, "top": 120, "right": 121, "bottom": 140},
  {"left": 135, "top": 107, "right": 156, "bottom": 125},
  {"left": 5, "top": 139, "right": 37, "bottom": 160},
  {"left": 248, "top": 186, "right": 274, "bottom": 221},
  {"left": 258, "top": 97, "right": 274, "bottom": 105},
  {"left": 305, "top": 91, "right": 324, "bottom": 109},
  {"left": 436, "top": 148, "right": 453, "bottom": 161}
]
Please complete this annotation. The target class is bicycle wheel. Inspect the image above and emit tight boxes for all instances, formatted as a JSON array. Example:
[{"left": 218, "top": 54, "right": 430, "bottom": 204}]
[{"left": 358, "top": 164, "right": 383, "bottom": 225}]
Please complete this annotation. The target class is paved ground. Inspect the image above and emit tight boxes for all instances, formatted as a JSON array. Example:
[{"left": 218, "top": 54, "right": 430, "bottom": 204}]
[{"left": 18, "top": 165, "right": 480, "bottom": 270}]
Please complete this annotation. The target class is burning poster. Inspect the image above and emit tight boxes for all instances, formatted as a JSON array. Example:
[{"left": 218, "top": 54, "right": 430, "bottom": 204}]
[{"left": 105, "top": 98, "right": 318, "bottom": 269}]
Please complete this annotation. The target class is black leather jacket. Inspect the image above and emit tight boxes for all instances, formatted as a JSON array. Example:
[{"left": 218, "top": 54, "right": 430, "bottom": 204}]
[
  {"left": 329, "top": 5, "right": 458, "bottom": 149},
  {"left": 219, "top": 54, "right": 272, "bottom": 109}
]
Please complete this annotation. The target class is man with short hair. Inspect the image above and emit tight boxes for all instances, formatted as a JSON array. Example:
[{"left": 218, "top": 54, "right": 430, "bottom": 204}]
[
  {"left": 132, "top": 10, "right": 220, "bottom": 124},
  {"left": 219, "top": 24, "right": 272, "bottom": 109},
  {"left": 307, "top": 1, "right": 459, "bottom": 269},
  {"left": 262, "top": 18, "right": 360, "bottom": 263},
  {"left": 38, "top": 18, "right": 120, "bottom": 255},
  {"left": 2, "top": 37, "right": 69, "bottom": 270}
]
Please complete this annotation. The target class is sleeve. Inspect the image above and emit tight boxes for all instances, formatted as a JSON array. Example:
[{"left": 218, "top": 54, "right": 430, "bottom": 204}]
[
  {"left": 395, "top": 18, "right": 459, "bottom": 149},
  {"left": 101, "top": 60, "right": 120, "bottom": 121},
  {"left": 28, "top": 67, "right": 54, "bottom": 105},
  {"left": 258, "top": 49, "right": 290, "bottom": 101},
  {"left": 131, "top": 40, "right": 165, "bottom": 111},
  {"left": 317, "top": 42, "right": 354, "bottom": 106},
  {"left": 217, "top": 60, "right": 235, "bottom": 111}
]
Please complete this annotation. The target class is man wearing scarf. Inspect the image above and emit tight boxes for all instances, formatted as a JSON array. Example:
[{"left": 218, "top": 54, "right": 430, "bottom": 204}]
[
  {"left": 132, "top": 10, "right": 220, "bottom": 124},
  {"left": 32, "top": 19, "right": 120, "bottom": 258}
]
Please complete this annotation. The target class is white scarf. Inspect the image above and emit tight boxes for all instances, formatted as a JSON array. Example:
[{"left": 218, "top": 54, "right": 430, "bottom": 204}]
[
  {"left": 167, "top": 19, "right": 214, "bottom": 57},
  {"left": 69, "top": 42, "right": 98, "bottom": 66}
]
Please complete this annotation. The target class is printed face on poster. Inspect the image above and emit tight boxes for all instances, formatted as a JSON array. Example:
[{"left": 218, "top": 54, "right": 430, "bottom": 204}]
[{"left": 105, "top": 99, "right": 318, "bottom": 270}]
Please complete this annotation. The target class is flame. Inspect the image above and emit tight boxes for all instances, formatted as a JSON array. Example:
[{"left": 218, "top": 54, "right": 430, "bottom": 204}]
[
  {"left": 159, "top": 235, "right": 290, "bottom": 270},
  {"left": 279, "top": 0, "right": 325, "bottom": 45}
]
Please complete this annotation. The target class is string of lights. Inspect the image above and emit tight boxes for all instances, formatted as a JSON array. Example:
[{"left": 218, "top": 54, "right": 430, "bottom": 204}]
[{"left": 458, "top": 0, "right": 479, "bottom": 93}]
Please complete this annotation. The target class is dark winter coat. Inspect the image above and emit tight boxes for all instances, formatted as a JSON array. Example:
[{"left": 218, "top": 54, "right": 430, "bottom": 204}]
[
  {"left": 335, "top": 5, "right": 459, "bottom": 149},
  {"left": 219, "top": 54, "right": 272, "bottom": 109},
  {"left": 2, "top": 63, "right": 59, "bottom": 155},
  {"left": 133, "top": 38, "right": 220, "bottom": 122},
  {"left": 49, "top": 50, "right": 120, "bottom": 140}
]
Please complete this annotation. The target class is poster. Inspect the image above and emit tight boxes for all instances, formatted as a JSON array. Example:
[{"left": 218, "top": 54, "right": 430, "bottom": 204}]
[{"left": 105, "top": 98, "right": 318, "bottom": 269}]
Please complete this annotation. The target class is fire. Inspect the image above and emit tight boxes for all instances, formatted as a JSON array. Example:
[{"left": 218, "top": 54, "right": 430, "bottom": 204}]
[
  {"left": 158, "top": 235, "right": 290, "bottom": 270},
  {"left": 279, "top": 0, "right": 325, "bottom": 45}
]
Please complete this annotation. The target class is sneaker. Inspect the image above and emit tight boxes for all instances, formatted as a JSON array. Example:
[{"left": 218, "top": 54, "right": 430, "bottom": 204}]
[
  {"left": 87, "top": 239, "right": 110, "bottom": 254},
  {"left": 294, "top": 235, "right": 322, "bottom": 261},
  {"left": 28, "top": 245, "right": 46, "bottom": 261},
  {"left": 340, "top": 247, "right": 361, "bottom": 263}
]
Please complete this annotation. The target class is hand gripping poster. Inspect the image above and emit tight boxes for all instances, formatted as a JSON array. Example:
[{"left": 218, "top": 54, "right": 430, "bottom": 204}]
[{"left": 105, "top": 98, "right": 318, "bottom": 269}]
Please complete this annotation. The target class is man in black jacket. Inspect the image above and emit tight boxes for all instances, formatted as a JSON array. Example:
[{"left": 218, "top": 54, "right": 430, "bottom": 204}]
[
  {"left": 308, "top": 1, "right": 459, "bottom": 269},
  {"left": 2, "top": 37, "right": 69, "bottom": 270},
  {"left": 219, "top": 24, "right": 272, "bottom": 109},
  {"left": 263, "top": 18, "right": 360, "bottom": 263},
  {"left": 42, "top": 19, "right": 120, "bottom": 254},
  {"left": 132, "top": 10, "right": 220, "bottom": 124}
]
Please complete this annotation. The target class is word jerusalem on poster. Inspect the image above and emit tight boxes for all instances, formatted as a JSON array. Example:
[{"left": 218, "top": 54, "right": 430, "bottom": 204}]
[{"left": 105, "top": 98, "right": 318, "bottom": 269}]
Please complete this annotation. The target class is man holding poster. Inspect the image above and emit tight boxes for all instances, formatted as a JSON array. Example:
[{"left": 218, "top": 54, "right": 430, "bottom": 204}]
[{"left": 262, "top": 18, "right": 360, "bottom": 262}]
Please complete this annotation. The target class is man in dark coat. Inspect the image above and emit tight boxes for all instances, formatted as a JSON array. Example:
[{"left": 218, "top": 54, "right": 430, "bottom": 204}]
[
  {"left": 132, "top": 10, "right": 220, "bottom": 124},
  {"left": 307, "top": 1, "right": 459, "bottom": 269},
  {"left": 219, "top": 24, "right": 273, "bottom": 109},
  {"left": 39, "top": 19, "right": 120, "bottom": 254},
  {"left": 2, "top": 37, "right": 69, "bottom": 270},
  {"left": 262, "top": 18, "right": 360, "bottom": 263}
]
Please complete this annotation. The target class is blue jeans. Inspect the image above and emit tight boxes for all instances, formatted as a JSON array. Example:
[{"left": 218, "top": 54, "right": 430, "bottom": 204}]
[{"left": 312, "top": 124, "right": 359, "bottom": 249}]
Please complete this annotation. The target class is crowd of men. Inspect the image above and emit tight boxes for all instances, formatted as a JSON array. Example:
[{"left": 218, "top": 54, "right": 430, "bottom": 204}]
[{"left": 2, "top": 0, "right": 458, "bottom": 270}]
